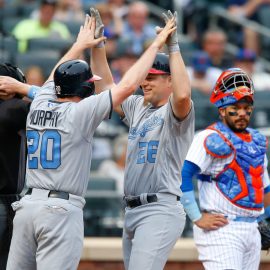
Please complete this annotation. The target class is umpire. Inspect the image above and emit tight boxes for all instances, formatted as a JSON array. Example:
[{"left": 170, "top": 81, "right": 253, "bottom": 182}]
[{"left": 0, "top": 63, "right": 29, "bottom": 269}]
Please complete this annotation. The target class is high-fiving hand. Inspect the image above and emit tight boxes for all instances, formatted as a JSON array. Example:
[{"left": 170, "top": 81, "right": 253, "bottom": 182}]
[
  {"left": 90, "top": 7, "right": 105, "bottom": 48},
  {"left": 76, "top": 14, "right": 106, "bottom": 50},
  {"left": 156, "top": 10, "right": 179, "bottom": 52},
  {"left": 153, "top": 15, "right": 177, "bottom": 51}
]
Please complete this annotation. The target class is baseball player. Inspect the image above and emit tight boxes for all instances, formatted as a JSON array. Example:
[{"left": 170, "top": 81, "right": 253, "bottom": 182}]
[
  {"left": 181, "top": 68, "right": 270, "bottom": 270},
  {"left": 91, "top": 9, "right": 194, "bottom": 270},
  {"left": 6, "top": 11, "right": 177, "bottom": 270}
]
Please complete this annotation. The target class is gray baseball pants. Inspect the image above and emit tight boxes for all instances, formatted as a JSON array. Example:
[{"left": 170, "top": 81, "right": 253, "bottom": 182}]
[
  {"left": 122, "top": 193, "right": 186, "bottom": 270},
  {"left": 6, "top": 188, "right": 85, "bottom": 270}
]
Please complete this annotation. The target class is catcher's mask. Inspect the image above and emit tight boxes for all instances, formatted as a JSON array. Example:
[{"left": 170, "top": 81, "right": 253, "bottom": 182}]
[
  {"left": 54, "top": 59, "right": 101, "bottom": 99},
  {"left": 210, "top": 68, "right": 254, "bottom": 108}
]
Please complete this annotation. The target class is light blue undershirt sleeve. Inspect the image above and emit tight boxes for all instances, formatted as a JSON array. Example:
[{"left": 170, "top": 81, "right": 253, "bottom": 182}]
[
  {"left": 27, "top": 85, "right": 41, "bottom": 100},
  {"left": 180, "top": 160, "right": 202, "bottom": 222}
]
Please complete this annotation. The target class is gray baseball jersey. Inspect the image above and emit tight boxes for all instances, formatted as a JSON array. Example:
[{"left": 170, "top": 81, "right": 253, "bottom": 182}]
[
  {"left": 122, "top": 95, "right": 194, "bottom": 197},
  {"left": 25, "top": 81, "right": 112, "bottom": 197}
]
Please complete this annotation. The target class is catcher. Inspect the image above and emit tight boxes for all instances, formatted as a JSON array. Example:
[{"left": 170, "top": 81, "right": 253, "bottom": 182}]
[{"left": 181, "top": 68, "right": 270, "bottom": 269}]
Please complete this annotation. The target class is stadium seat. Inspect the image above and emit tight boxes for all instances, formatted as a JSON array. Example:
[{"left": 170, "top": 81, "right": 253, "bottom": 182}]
[
  {"left": 83, "top": 190, "right": 123, "bottom": 237},
  {"left": 2, "top": 17, "right": 21, "bottom": 36},
  {"left": 88, "top": 176, "right": 117, "bottom": 191},
  {"left": 27, "top": 37, "right": 74, "bottom": 54},
  {"left": 15, "top": 50, "right": 60, "bottom": 77},
  {"left": 0, "top": 49, "right": 11, "bottom": 63},
  {"left": 0, "top": 36, "right": 18, "bottom": 64},
  {"left": 64, "top": 21, "right": 83, "bottom": 37},
  {"left": 251, "top": 91, "right": 270, "bottom": 128},
  {"left": 192, "top": 90, "right": 218, "bottom": 130}
]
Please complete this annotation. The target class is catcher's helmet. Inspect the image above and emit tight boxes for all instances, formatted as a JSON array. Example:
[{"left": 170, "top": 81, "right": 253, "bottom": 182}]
[
  {"left": 0, "top": 63, "right": 26, "bottom": 83},
  {"left": 148, "top": 53, "right": 170, "bottom": 75},
  {"left": 210, "top": 68, "right": 254, "bottom": 108},
  {"left": 54, "top": 59, "right": 101, "bottom": 99}
]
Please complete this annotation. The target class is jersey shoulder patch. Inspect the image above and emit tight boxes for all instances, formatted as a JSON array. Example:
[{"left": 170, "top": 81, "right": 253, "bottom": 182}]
[{"left": 204, "top": 132, "right": 233, "bottom": 158}]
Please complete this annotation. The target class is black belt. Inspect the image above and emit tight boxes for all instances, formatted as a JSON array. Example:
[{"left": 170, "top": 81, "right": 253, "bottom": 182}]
[
  {"left": 26, "top": 188, "right": 69, "bottom": 200},
  {"left": 124, "top": 194, "right": 180, "bottom": 208}
]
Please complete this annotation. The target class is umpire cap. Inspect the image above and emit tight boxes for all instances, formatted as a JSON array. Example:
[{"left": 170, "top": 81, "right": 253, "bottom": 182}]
[
  {"left": 0, "top": 63, "right": 26, "bottom": 83},
  {"left": 148, "top": 53, "right": 170, "bottom": 75},
  {"left": 54, "top": 59, "right": 101, "bottom": 99}
]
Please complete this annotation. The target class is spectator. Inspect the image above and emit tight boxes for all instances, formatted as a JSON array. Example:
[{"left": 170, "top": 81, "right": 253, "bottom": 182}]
[
  {"left": 25, "top": 66, "right": 45, "bottom": 87},
  {"left": 12, "top": 0, "right": 70, "bottom": 53},
  {"left": 98, "top": 133, "right": 128, "bottom": 195},
  {"left": 107, "top": 0, "right": 129, "bottom": 18},
  {"left": 54, "top": 0, "right": 85, "bottom": 23},
  {"left": 234, "top": 48, "right": 270, "bottom": 91},
  {"left": 122, "top": 1, "right": 156, "bottom": 55},
  {"left": 226, "top": 0, "right": 270, "bottom": 54},
  {"left": 187, "top": 51, "right": 222, "bottom": 95},
  {"left": 95, "top": 2, "right": 123, "bottom": 38},
  {"left": 110, "top": 39, "right": 139, "bottom": 83},
  {"left": 202, "top": 29, "right": 233, "bottom": 69}
]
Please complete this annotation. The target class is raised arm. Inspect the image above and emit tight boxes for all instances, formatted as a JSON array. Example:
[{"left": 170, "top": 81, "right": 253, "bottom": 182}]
[
  {"left": 110, "top": 18, "right": 176, "bottom": 114},
  {"left": 90, "top": 8, "right": 115, "bottom": 94},
  {"left": 162, "top": 11, "right": 191, "bottom": 120},
  {"left": 0, "top": 76, "right": 31, "bottom": 97},
  {"left": 46, "top": 14, "right": 106, "bottom": 82},
  {"left": 89, "top": 8, "right": 177, "bottom": 116}
]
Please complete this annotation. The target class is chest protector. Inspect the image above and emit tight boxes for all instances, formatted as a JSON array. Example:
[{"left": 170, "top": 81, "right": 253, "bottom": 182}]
[{"left": 204, "top": 122, "right": 267, "bottom": 210}]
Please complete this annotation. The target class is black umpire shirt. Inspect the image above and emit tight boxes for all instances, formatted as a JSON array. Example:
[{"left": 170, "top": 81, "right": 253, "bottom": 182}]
[{"left": 0, "top": 98, "right": 30, "bottom": 195}]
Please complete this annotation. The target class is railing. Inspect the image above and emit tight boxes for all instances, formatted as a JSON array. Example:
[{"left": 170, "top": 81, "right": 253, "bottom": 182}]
[{"left": 209, "top": 6, "right": 270, "bottom": 71}]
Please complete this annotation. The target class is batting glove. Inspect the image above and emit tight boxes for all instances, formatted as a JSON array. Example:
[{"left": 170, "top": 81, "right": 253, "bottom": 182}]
[
  {"left": 90, "top": 7, "right": 105, "bottom": 48},
  {"left": 162, "top": 10, "right": 179, "bottom": 53}
]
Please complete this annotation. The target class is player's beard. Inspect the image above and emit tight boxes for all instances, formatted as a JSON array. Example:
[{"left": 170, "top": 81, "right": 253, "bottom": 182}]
[{"left": 223, "top": 115, "right": 249, "bottom": 132}]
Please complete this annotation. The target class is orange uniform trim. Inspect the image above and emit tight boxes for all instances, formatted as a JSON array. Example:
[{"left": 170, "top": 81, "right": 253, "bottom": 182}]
[
  {"left": 228, "top": 160, "right": 249, "bottom": 202},
  {"left": 250, "top": 165, "right": 263, "bottom": 204}
]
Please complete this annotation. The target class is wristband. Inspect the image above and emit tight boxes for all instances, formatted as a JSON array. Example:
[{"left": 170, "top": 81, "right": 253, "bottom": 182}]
[
  {"left": 27, "top": 85, "right": 40, "bottom": 100},
  {"left": 168, "top": 44, "right": 180, "bottom": 53},
  {"left": 95, "top": 41, "right": 105, "bottom": 48}
]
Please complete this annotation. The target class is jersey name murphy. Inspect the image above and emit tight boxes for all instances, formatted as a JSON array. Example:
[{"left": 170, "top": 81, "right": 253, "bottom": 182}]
[
  {"left": 29, "top": 109, "right": 61, "bottom": 127},
  {"left": 128, "top": 114, "right": 164, "bottom": 140}
]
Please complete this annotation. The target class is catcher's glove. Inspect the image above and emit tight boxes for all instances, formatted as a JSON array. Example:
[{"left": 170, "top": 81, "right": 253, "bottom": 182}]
[{"left": 258, "top": 218, "right": 270, "bottom": 250}]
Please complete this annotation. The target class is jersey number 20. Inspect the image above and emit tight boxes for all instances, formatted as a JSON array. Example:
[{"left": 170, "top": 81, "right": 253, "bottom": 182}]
[{"left": 26, "top": 130, "right": 61, "bottom": 169}]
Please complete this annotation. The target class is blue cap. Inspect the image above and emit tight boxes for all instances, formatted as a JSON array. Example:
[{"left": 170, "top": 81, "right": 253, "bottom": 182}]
[
  {"left": 236, "top": 49, "right": 256, "bottom": 62},
  {"left": 192, "top": 51, "right": 211, "bottom": 72}
]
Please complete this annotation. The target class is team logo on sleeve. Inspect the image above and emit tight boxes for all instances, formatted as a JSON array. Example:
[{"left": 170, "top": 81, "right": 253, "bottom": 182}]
[{"left": 129, "top": 115, "right": 164, "bottom": 140}]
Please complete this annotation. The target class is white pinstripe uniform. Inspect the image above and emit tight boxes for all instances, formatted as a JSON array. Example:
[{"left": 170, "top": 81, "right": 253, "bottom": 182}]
[{"left": 186, "top": 129, "right": 269, "bottom": 270}]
